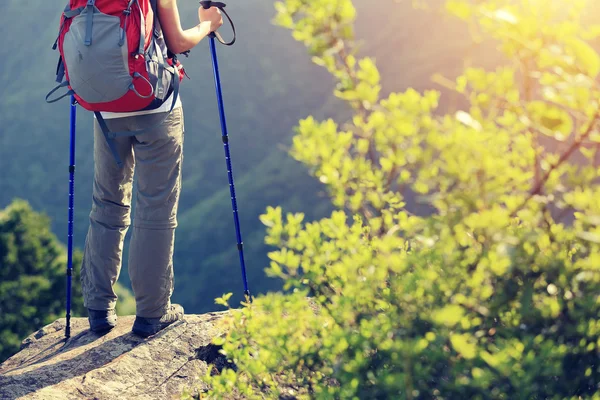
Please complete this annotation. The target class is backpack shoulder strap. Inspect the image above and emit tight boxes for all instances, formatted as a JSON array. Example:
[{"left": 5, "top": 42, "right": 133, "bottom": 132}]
[{"left": 149, "top": 0, "right": 159, "bottom": 36}]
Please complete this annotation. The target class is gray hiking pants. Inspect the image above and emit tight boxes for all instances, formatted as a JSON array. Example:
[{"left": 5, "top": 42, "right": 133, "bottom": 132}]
[{"left": 81, "top": 108, "right": 184, "bottom": 318}]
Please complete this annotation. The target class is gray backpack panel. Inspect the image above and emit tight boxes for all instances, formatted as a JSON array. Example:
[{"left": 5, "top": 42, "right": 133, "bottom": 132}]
[{"left": 62, "top": 7, "right": 131, "bottom": 104}]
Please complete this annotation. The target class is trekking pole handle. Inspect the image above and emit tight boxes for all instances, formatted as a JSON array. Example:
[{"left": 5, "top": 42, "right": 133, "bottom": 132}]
[
  {"left": 199, "top": 1, "right": 236, "bottom": 46},
  {"left": 200, "top": 0, "right": 222, "bottom": 9}
]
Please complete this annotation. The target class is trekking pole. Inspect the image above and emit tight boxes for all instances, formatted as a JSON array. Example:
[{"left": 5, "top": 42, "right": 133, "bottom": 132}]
[
  {"left": 199, "top": 1, "right": 251, "bottom": 301},
  {"left": 65, "top": 95, "right": 77, "bottom": 339}
]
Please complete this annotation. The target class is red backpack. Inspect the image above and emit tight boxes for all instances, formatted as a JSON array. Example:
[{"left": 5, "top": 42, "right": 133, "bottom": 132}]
[
  {"left": 46, "top": 0, "right": 186, "bottom": 165},
  {"left": 47, "top": 0, "right": 185, "bottom": 112}
]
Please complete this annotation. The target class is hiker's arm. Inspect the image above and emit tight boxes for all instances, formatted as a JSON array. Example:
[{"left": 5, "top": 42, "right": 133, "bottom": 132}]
[{"left": 157, "top": 0, "right": 223, "bottom": 54}]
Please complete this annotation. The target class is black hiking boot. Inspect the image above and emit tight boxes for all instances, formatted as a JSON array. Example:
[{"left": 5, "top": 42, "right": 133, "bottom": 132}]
[
  {"left": 88, "top": 308, "right": 117, "bottom": 333},
  {"left": 132, "top": 304, "right": 184, "bottom": 338}
]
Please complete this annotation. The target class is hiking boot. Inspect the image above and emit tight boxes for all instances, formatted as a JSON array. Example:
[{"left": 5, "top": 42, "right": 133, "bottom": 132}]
[
  {"left": 88, "top": 308, "right": 117, "bottom": 333},
  {"left": 132, "top": 304, "right": 184, "bottom": 338}
]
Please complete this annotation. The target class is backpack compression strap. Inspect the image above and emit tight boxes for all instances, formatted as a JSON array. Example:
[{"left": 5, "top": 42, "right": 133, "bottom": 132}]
[{"left": 46, "top": 81, "right": 75, "bottom": 103}]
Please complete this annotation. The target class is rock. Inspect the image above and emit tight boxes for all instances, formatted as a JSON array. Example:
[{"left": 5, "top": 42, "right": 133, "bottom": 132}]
[{"left": 0, "top": 313, "right": 229, "bottom": 400}]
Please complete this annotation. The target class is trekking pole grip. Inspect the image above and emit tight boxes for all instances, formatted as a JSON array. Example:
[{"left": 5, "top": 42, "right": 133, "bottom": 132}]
[
  {"left": 199, "top": 0, "right": 215, "bottom": 9},
  {"left": 199, "top": 1, "right": 236, "bottom": 46}
]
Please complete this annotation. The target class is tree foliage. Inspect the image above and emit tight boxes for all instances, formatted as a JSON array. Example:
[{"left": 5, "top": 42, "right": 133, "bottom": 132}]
[
  {"left": 200, "top": 0, "right": 600, "bottom": 398},
  {"left": 0, "top": 199, "right": 135, "bottom": 363},
  {"left": 0, "top": 199, "right": 84, "bottom": 362}
]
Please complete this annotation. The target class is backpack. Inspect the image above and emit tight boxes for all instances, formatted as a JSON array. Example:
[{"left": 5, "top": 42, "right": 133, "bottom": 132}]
[{"left": 46, "top": 0, "right": 186, "bottom": 166}]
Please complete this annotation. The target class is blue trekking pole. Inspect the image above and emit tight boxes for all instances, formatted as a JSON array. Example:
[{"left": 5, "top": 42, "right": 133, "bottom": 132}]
[
  {"left": 199, "top": 1, "right": 250, "bottom": 301},
  {"left": 65, "top": 95, "right": 77, "bottom": 339}
]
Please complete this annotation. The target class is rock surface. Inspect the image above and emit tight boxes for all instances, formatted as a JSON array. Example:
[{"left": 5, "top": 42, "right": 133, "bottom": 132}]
[{"left": 0, "top": 313, "right": 229, "bottom": 400}]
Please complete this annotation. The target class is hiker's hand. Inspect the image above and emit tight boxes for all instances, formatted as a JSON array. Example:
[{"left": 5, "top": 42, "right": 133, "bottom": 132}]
[{"left": 198, "top": 6, "right": 223, "bottom": 33}]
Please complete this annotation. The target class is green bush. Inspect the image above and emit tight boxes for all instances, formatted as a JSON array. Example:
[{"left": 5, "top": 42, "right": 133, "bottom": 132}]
[
  {"left": 0, "top": 199, "right": 135, "bottom": 362},
  {"left": 201, "top": 0, "right": 600, "bottom": 398},
  {"left": 0, "top": 199, "right": 85, "bottom": 361}
]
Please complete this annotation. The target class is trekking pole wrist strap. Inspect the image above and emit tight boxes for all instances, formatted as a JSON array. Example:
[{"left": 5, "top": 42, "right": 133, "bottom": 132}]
[{"left": 199, "top": 1, "right": 236, "bottom": 46}]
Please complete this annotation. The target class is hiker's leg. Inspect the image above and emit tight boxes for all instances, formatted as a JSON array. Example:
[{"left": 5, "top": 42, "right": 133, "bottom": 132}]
[
  {"left": 129, "top": 108, "right": 184, "bottom": 318},
  {"left": 81, "top": 117, "right": 135, "bottom": 312}
]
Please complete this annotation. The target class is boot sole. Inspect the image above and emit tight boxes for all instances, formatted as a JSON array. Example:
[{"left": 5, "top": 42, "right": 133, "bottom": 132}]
[
  {"left": 132, "top": 321, "right": 177, "bottom": 338},
  {"left": 90, "top": 322, "right": 116, "bottom": 334}
]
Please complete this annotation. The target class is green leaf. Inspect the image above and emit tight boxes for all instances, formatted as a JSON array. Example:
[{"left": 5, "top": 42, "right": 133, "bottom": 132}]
[
  {"left": 577, "top": 231, "right": 600, "bottom": 243},
  {"left": 432, "top": 305, "right": 464, "bottom": 327},
  {"left": 493, "top": 9, "right": 518, "bottom": 24},
  {"left": 450, "top": 333, "right": 477, "bottom": 359},
  {"left": 215, "top": 292, "right": 233, "bottom": 307},
  {"left": 566, "top": 38, "right": 600, "bottom": 78},
  {"left": 446, "top": 0, "right": 472, "bottom": 20}
]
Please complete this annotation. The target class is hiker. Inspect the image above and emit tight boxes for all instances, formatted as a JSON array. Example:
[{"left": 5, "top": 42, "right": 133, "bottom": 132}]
[{"left": 79, "top": 1, "right": 224, "bottom": 337}]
